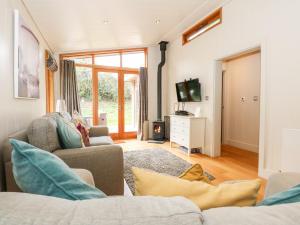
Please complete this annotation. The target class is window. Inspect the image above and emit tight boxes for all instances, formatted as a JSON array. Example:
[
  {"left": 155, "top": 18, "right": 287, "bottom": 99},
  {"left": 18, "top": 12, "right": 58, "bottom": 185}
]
[
  {"left": 95, "top": 54, "right": 120, "bottom": 67},
  {"left": 122, "top": 52, "right": 145, "bottom": 68},
  {"left": 182, "top": 8, "right": 222, "bottom": 45},
  {"left": 62, "top": 48, "right": 146, "bottom": 69},
  {"left": 60, "top": 48, "right": 147, "bottom": 138},
  {"left": 66, "top": 56, "right": 92, "bottom": 65}
]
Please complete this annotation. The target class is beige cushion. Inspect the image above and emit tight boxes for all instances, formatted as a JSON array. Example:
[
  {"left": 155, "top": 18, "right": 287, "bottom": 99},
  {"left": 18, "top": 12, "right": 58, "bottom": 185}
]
[
  {"left": 133, "top": 167, "right": 261, "bottom": 210},
  {"left": 89, "top": 136, "right": 113, "bottom": 146},
  {"left": 27, "top": 117, "right": 61, "bottom": 152},
  {"left": 72, "top": 168, "right": 95, "bottom": 187}
]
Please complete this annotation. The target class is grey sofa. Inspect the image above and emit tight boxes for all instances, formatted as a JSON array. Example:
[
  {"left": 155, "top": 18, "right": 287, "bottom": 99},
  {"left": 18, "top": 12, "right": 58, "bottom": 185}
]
[
  {"left": 2, "top": 114, "right": 124, "bottom": 195},
  {"left": 0, "top": 172, "right": 299, "bottom": 225}
]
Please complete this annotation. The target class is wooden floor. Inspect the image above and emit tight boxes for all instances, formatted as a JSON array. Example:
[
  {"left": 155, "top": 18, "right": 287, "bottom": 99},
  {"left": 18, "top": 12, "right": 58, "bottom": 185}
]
[{"left": 118, "top": 140, "right": 266, "bottom": 201}]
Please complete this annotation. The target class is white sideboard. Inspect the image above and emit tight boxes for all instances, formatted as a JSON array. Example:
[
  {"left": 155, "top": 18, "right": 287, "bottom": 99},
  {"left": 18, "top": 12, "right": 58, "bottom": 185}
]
[{"left": 170, "top": 115, "right": 206, "bottom": 156}]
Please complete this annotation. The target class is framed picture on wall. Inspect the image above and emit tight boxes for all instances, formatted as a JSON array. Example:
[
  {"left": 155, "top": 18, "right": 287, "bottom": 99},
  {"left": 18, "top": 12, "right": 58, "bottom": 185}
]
[{"left": 14, "top": 9, "right": 40, "bottom": 99}]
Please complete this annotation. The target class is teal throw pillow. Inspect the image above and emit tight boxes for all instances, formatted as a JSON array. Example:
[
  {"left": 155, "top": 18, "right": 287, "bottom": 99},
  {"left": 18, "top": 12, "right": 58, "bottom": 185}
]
[
  {"left": 10, "top": 139, "right": 106, "bottom": 200},
  {"left": 56, "top": 116, "right": 83, "bottom": 149},
  {"left": 257, "top": 184, "right": 300, "bottom": 206}
]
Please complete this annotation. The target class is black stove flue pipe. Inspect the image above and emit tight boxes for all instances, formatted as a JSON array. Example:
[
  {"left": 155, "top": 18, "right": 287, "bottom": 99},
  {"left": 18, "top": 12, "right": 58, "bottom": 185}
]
[{"left": 157, "top": 41, "right": 168, "bottom": 121}]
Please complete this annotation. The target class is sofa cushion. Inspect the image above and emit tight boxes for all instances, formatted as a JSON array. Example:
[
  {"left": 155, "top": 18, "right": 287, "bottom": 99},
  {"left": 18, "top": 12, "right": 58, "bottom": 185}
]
[
  {"left": 90, "top": 136, "right": 113, "bottom": 146},
  {"left": 0, "top": 192, "right": 203, "bottom": 225},
  {"left": 56, "top": 116, "right": 83, "bottom": 149},
  {"left": 133, "top": 167, "right": 261, "bottom": 210},
  {"left": 264, "top": 172, "right": 300, "bottom": 198},
  {"left": 76, "top": 123, "right": 90, "bottom": 146},
  {"left": 179, "top": 163, "right": 211, "bottom": 183},
  {"left": 27, "top": 117, "right": 61, "bottom": 152},
  {"left": 72, "top": 111, "right": 90, "bottom": 128},
  {"left": 59, "top": 111, "right": 72, "bottom": 121},
  {"left": 202, "top": 202, "right": 300, "bottom": 225},
  {"left": 10, "top": 139, "right": 106, "bottom": 200},
  {"left": 257, "top": 184, "right": 300, "bottom": 206}
]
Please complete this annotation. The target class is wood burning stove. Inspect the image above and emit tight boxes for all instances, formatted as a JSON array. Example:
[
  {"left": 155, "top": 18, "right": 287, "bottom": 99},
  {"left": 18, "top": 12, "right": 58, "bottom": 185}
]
[
  {"left": 152, "top": 121, "right": 165, "bottom": 141},
  {"left": 149, "top": 41, "right": 168, "bottom": 143}
]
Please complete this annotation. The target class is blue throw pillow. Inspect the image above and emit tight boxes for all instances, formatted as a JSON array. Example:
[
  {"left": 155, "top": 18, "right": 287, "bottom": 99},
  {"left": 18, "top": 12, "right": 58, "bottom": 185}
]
[
  {"left": 55, "top": 116, "right": 83, "bottom": 149},
  {"left": 257, "top": 184, "right": 300, "bottom": 206},
  {"left": 10, "top": 139, "right": 106, "bottom": 200}
]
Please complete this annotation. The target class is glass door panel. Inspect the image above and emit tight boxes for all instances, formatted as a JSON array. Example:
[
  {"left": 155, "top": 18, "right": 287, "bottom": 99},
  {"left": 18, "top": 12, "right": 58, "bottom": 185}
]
[
  {"left": 76, "top": 67, "right": 93, "bottom": 126},
  {"left": 124, "top": 74, "right": 138, "bottom": 132},
  {"left": 97, "top": 71, "right": 119, "bottom": 133}
]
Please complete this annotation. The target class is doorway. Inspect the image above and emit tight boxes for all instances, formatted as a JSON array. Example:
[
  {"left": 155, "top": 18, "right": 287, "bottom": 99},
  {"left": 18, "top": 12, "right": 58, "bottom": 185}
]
[
  {"left": 93, "top": 69, "right": 138, "bottom": 139},
  {"left": 221, "top": 51, "right": 261, "bottom": 166}
]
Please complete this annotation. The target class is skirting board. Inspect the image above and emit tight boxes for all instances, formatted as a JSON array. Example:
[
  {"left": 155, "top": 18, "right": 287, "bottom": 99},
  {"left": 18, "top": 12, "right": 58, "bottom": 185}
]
[{"left": 224, "top": 139, "right": 258, "bottom": 153}]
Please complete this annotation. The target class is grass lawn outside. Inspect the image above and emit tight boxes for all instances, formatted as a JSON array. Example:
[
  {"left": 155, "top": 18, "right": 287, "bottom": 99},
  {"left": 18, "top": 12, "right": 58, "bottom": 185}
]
[{"left": 81, "top": 100, "right": 136, "bottom": 132}]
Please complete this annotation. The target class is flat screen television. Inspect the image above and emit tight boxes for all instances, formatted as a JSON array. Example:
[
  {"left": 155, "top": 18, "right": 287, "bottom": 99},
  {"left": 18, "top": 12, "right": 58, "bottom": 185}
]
[{"left": 176, "top": 78, "right": 201, "bottom": 102}]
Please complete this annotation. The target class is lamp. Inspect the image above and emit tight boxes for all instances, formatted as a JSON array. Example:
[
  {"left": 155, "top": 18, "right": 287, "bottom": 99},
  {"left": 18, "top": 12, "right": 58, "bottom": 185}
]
[{"left": 56, "top": 99, "right": 67, "bottom": 112}]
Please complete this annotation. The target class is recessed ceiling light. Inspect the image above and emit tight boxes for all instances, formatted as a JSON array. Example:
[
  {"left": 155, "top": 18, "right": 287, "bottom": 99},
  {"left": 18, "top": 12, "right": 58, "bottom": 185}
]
[
  {"left": 154, "top": 19, "right": 160, "bottom": 24},
  {"left": 103, "top": 19, "right": 109, "bottom": 25}
]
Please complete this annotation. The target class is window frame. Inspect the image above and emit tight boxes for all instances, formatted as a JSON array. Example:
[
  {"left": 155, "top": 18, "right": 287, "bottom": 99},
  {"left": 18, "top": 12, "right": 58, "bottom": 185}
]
[
  {"left": 182, "top": 8, "right": 222, "bottom": 45},
  {"left": 59, "top": 48, "right": 147, "bottom": 139},
  {"left": 60, "top": 47, "right": 147, "bottom": 72}
]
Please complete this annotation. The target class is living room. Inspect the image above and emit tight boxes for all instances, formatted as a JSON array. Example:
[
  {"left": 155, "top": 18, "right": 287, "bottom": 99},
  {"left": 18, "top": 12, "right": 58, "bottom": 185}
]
[{"left": 1, "top": 0, "right": 300, "bottom": 224}]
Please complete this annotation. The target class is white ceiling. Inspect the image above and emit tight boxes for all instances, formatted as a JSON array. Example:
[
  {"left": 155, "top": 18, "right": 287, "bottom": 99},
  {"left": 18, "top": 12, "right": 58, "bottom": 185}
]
[{"left": 23, "top": 0, "right": 225, "bottom": 53}]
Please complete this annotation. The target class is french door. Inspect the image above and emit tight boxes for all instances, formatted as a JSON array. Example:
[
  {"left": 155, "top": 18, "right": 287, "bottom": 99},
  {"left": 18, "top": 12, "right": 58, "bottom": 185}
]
[{"left": 93, "top": 68, "right": 138, "bottom": 139}]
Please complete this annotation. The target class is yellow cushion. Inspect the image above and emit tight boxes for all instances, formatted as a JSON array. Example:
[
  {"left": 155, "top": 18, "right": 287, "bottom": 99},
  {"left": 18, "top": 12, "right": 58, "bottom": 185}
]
[
  {"left": 133, "top": 167, "right": 261, "bottom": 210},
  {"left": 179, "top": 164, "right": 211, "bottom": 184}
]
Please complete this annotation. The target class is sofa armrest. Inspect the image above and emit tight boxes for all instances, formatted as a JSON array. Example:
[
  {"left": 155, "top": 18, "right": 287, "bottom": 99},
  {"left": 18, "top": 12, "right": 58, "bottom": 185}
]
[
  {"left": 54, "top": 145, "right": 124, "bottom": 196},
  {"left": 72, "top": 168, "right": 95, "bottom": 187},
  {"left": 89, "top": 126, "right": 109, "bottom": 137},
  {"left": 264, "top": 172, "right": 300, "bottom": 199}
]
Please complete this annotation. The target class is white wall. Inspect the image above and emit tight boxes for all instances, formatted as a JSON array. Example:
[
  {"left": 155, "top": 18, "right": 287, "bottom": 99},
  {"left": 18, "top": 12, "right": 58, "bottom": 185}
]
[
  {"left": 166, "top": 0, "right": 300, "bottom": 176},
  {"left": 222, "top": 53, "right": 261, "bottom": 152},
  {"left": 0, "top": 0, "right": 50, "bottom": 188}
]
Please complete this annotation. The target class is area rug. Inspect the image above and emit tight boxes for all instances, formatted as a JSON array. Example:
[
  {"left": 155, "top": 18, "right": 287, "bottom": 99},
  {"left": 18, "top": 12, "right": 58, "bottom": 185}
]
[{"left": 124, "top": 148, "right": 215, "bottom": 194}]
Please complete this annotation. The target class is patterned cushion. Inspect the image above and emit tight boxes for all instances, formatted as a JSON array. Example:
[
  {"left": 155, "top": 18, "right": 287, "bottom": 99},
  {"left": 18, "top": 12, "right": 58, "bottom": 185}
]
[
  {"left": 76, "top": 123, "right": 90, "bottom": 146},
  {"left": 27, "top": 117, "right": 61, "bottom": 152},
  {"left": 72, "top": 111, "right": 89, "bottom": 128}
]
